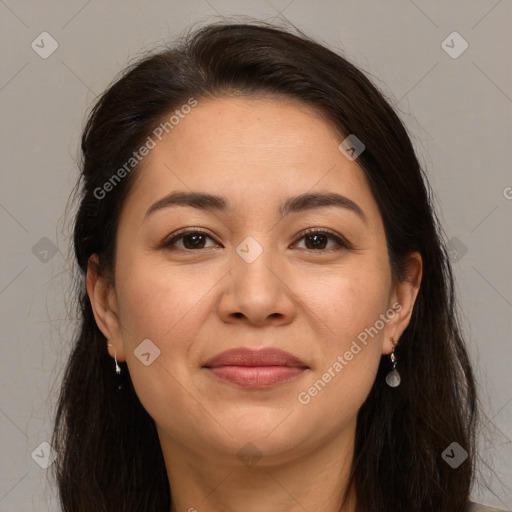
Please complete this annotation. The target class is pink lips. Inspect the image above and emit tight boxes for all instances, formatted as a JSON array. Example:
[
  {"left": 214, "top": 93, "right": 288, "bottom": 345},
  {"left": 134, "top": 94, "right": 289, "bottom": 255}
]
[{"left": 203, "top": 347, "right": 308, "bottom": 388}]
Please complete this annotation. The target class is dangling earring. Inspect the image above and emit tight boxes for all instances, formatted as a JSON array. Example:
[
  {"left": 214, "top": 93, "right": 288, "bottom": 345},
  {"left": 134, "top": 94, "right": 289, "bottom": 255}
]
[
  {"left": 108, "top": 344, "right": 122, "bottom": 375},
  {"left": 114, "top": 351, "right": 121, "bottom": 375},
  {"left": 385, "top": 337, "right": 401, "bottom": 387}
]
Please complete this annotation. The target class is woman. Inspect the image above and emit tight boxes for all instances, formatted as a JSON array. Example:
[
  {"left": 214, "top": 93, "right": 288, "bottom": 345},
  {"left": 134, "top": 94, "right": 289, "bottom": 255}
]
[{"left": 52, "top": 21, "right": 503, "bottom": 512}]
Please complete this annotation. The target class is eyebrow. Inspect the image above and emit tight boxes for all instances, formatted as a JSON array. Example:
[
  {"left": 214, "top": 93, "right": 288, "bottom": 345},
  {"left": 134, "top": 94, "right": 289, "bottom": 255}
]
[{"left": 144, "top": 191, "right": 368, "bottom": 224}]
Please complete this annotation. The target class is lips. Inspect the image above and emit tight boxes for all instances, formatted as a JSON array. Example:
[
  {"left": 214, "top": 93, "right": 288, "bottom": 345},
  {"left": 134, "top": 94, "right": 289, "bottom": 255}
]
[
  {"left": 203, "top": 347, "right": 309, "bottom": 388},
  {"left": 203, "top": 347, "right": 308, "bottom": 368}
]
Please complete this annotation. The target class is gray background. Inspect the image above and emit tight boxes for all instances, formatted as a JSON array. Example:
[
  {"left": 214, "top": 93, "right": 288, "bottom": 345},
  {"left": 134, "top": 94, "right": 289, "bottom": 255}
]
[{"left": 1, "top": 1, "right": 511, "bottom": 510}]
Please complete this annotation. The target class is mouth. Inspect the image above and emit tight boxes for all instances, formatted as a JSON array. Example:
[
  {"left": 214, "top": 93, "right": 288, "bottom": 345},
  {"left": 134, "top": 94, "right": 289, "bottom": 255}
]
[{"left": 202, "top": 347, "right": 309, "bottom": 389}]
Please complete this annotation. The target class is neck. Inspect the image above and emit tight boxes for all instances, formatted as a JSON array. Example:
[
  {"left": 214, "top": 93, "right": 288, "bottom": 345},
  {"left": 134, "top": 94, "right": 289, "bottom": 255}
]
[{"left": 161, "top": 419, "right": 358, "bottom": 512}]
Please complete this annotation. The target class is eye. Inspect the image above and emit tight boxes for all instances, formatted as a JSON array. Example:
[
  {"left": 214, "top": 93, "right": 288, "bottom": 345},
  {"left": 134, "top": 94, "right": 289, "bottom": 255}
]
[
  {"left": 293, "top": 228, "right": 351, "bottom": 252},
  {"left": 163, "top": 228, "right": 220, "bottom": 250},
  {"left": 161, "top": 227, "right": 352, "bottom": 252}
]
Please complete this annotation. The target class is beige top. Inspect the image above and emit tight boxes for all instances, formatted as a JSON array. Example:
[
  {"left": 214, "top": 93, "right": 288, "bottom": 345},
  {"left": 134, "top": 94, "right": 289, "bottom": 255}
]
[{"left": 466, "top": 502, "right": 509, "bottom": 511}]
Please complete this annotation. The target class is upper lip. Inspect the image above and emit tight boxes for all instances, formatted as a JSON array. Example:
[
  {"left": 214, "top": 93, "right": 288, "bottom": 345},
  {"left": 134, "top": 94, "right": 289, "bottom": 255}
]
[{"left": 203, "top": 347, "right": 308, "bottom": 368}]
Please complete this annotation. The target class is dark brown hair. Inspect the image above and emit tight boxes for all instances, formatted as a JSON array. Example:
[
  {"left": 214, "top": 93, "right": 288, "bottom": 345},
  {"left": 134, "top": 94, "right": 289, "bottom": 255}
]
[{"left": 53, "top": 21, "right": 478, "bottom": 511}]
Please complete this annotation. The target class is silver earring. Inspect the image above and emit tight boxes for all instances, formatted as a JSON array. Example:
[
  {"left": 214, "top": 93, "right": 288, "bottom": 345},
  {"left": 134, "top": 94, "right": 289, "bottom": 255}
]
[
  {"left": 114, "top": 351, "right": 121, "bottom": 375},
  {"left": 385, "top": 337, "right": 401, "bottom": 387},
  {"left": 108, "top": 344, "right": 122, "bottom": 375}
]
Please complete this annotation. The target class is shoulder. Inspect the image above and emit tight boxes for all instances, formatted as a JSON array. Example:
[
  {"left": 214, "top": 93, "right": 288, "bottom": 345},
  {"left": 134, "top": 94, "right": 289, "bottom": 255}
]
[{"left": 466, "top": 502, "right": 510, "bottom": 512}]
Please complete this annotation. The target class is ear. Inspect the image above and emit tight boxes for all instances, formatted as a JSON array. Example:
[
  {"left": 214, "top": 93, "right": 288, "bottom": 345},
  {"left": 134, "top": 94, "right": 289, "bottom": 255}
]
[
  {"left": 382, "top": 251, "right": 423, "bottom": 355},
  {"left": 86, "top": 254, "right": 126, "bottom": 362}
]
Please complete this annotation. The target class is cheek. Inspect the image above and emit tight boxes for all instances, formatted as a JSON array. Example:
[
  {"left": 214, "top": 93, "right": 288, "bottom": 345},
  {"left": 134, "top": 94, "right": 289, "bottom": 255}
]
[
  {"left": 114, "top": 264, "right": 217, "bottom": 423},
  {"left": 292, "top": 263, "right": 391, "bottom": 418},
  {"left": 113, "top": 262, "right": 214, "bottom": 403},
  {"left": 115, "top": 262, "right": 215, "bottom": 346},
  {"left": 301, "top": 262, "right": 392, "bottom": 345}
]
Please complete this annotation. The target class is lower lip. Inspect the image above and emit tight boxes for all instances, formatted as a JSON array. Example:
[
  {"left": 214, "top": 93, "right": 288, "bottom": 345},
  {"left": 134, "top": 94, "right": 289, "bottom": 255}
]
[{"left": 205, "top": 365, "right": 307, "bottom": 388}]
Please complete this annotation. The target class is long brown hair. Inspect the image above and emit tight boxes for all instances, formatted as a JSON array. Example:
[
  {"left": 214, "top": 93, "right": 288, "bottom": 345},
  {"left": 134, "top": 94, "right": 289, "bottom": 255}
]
[{"left": 53, "top": 21, "right": 478, "bottom": 511}]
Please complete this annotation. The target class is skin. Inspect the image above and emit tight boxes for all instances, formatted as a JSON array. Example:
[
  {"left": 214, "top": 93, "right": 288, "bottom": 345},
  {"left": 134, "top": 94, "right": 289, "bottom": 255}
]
[{"left": 87, "top": 95, "right": 422, "bottom": 512}]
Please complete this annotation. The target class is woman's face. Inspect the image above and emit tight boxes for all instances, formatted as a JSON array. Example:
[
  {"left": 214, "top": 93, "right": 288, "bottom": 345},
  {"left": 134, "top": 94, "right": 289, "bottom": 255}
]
[{"left": 88, "top": 95, "right": 421, "bottom": 466}]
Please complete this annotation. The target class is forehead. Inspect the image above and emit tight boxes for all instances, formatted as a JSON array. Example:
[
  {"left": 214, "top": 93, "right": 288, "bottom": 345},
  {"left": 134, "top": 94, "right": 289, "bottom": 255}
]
[{"left": 123, "top": 95, "right": 380, "bottom": 223}]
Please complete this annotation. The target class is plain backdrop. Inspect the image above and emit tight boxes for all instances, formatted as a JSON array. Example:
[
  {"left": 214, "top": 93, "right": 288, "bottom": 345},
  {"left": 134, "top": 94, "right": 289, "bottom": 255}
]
[{"left": 0, "top": 1, "right": 511, "bottom": 510}]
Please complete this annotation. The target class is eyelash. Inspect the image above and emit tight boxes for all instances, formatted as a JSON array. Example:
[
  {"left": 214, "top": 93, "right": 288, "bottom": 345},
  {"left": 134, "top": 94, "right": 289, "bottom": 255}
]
[{"left": 162, "top": 227, "right": 352, "bottom": 253}]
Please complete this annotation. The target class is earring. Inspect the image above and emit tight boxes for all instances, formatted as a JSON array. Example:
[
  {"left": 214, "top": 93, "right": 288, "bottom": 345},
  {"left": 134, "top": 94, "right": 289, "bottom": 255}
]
[
  {"left": 108, "top": 344, "right": 122, "bottom": 375},
  {"left": 385, "top": 337, "right": 401, "bottom": 387}
]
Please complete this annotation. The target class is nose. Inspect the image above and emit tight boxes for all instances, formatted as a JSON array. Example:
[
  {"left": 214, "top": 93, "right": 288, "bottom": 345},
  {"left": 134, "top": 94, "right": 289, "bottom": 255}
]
[{"left": 217, "top": 240, "right": 297, "bottom": 327}]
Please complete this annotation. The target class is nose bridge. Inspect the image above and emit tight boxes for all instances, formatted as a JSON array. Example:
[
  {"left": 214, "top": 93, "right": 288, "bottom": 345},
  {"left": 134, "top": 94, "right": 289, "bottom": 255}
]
[
  {"left": 219, "top": 232, "right": 295, "bottom": 324},
  {"left": 232, "top": 233, "right": 280, "bottom": 293}
]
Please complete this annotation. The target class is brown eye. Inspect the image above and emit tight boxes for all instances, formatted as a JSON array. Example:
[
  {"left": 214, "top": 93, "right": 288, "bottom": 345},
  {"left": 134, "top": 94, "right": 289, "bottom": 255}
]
[
  {"left": 294, "top": 229, "right": 351, "bottom": 252},
  {"left": 162, "top": 228, "right": 351, "bottom": 252},
  {"left": 163, "top": 229, "right": 219, "bottom": 250},
  {"left": 303, "top": 233, "right": 330, "bottom": 250}
]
